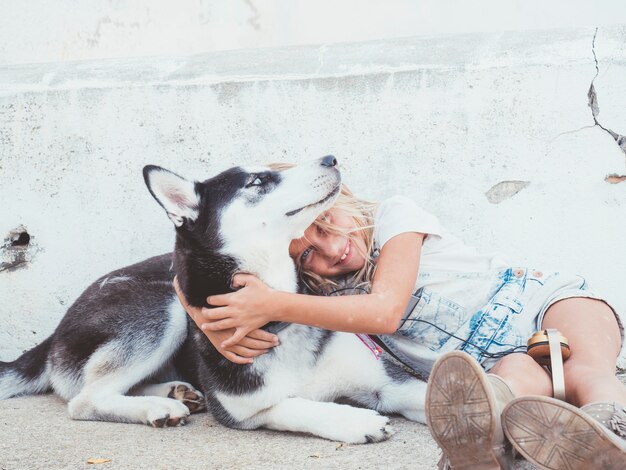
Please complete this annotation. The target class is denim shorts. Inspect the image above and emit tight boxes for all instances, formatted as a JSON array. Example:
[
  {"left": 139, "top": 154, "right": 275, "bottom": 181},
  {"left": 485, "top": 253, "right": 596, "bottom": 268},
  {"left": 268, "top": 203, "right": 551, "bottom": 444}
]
[{"left": 380, "top": 267, "right": 623, "bottom": 376}]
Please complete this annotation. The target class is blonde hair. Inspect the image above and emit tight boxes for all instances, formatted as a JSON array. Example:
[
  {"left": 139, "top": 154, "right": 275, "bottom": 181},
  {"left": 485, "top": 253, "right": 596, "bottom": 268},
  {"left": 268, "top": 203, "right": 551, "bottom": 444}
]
[{"left": 269, "top": 162, "right": 379, "bottom": 295}]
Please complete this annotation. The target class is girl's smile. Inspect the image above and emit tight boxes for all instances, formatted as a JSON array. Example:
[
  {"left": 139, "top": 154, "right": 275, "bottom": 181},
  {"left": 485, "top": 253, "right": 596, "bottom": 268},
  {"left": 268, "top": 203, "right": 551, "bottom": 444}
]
[
  {"left": 338, "top": 238, "right": 351, "bottom": 265},
  {"left": 288, "top": 210, "right": 367, "bottom": 277}
]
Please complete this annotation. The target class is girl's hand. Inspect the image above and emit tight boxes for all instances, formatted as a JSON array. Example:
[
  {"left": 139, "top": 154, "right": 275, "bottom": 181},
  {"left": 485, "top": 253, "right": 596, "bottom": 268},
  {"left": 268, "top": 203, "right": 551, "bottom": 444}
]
[
  {"left": 198, "top": 327, "right": 278, "bottom": 364},
  {"left": 202, "top": 273, "right": 277, "bottom": 347},
  {"left": 173, "top": 276, "right": 278, "bottom": 364}
]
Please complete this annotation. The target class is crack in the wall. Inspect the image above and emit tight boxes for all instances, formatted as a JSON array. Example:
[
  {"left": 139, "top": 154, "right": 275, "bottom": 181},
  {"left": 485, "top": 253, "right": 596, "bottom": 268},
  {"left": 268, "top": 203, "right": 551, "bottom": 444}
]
[
  {"left": 243, "top": 0, "right": 261, "bottom": 31},
  {"left": 588, "top": 28, "right": 626, "bottom": 161}
]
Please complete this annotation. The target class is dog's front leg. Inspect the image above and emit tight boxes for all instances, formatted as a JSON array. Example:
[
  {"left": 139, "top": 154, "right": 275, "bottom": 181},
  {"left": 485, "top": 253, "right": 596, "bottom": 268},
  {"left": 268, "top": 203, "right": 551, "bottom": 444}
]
[{"left": 256, "top": 397, "right": 393, "bottom": 444}]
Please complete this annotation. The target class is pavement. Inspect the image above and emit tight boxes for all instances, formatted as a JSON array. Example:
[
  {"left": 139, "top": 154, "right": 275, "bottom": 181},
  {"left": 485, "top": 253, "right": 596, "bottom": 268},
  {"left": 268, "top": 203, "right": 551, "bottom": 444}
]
[
  {"left": 1, "top": 374, "right": 624, "bottom": 469},
  {"left": 0, "top": 393, "right": 552, "bottom": 470}
]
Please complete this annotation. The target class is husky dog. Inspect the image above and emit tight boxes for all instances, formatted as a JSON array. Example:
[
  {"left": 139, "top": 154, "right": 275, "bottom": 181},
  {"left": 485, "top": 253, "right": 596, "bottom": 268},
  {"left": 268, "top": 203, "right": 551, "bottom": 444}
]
[{"left": 0, "top": 156, "right": 427, "bottom": 443}]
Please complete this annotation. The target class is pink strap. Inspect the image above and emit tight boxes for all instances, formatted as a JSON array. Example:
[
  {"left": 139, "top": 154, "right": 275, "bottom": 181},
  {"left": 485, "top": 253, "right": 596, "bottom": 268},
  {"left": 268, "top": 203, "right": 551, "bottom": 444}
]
[{"left": 355, "top": 334, "right": 382, "bottom": 360}]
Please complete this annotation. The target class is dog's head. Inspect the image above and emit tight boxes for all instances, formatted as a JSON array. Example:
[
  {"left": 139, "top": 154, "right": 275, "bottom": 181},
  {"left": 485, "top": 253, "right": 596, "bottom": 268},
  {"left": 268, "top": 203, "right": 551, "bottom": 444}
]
[{"left": 144, "top": 156, "right": 341, "bottom": 305}]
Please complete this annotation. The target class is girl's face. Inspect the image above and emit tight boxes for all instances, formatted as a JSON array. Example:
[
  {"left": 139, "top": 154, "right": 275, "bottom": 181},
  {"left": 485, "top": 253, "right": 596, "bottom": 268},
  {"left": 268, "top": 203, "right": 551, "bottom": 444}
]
[{"left": 288, "top": 209, "right": 367, "bottom": 278}]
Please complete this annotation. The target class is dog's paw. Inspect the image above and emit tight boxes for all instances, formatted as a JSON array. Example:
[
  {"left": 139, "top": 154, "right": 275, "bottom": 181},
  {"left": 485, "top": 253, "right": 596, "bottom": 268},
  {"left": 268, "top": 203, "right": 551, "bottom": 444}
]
[
  {"left": 167, "top": 382, "right": 206, "bottom": 414},
  {"left": 322, "top": 406, "right": 394, "bottom": 444},
  {"left": 147, "top": 399, "right": 191, "bottom": 428},
  {"left": 364, "top": 420, "right": 395, "bottom": 443},
  {"left": 150, "top": 414, "right": 186, "bottom": 428},
  {"left": 349, "top": 410, "right": 394, "bottom": 444}
]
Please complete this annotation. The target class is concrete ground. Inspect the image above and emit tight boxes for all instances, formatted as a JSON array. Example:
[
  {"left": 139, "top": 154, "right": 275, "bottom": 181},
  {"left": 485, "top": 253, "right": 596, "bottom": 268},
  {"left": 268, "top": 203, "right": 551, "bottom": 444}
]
[
  {"left": 3, "top": 372, "right": 625, "bottom": 468},
  {"left": 3, "top": 374, "right": 626, "bottom": 469},
  {"left": 0, "top": 394, "right": 546, "bottom": 470}
]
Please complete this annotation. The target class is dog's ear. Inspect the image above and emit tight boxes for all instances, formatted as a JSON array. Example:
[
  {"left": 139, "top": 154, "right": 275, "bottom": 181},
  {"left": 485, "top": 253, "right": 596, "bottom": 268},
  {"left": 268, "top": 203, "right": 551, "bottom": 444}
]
[{"left": 143, "top": 165, "right": 200, "bottom": 227}]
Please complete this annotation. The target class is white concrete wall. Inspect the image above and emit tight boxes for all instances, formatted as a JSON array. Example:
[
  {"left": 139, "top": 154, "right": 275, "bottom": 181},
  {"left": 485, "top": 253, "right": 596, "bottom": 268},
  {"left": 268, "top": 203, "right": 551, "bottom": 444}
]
[
  {"left": 2, "top": 0, "right": 626, "bottom": 65},
  {"left": 1, "top": 26, "right": 625, "bottom": 366}
]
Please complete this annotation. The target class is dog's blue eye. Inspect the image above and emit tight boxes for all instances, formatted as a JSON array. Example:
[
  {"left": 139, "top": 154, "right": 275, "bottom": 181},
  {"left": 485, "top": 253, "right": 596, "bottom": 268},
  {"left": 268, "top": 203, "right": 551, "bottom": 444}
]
[{"left": 247, "top": 176, "right": 263, "bottom": 187}]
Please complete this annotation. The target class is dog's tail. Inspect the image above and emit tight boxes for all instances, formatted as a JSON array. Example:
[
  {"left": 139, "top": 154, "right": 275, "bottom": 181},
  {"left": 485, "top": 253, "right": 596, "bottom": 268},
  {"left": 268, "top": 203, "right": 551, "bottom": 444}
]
[{"left": 0, "top": 337, "right": 52, "bottom": 399}]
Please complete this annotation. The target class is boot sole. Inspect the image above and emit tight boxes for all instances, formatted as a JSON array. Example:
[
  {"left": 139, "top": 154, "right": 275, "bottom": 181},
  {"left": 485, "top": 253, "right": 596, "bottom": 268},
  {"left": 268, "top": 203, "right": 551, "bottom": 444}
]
[
  {"left": 502, "top": 396, "right": 626, "bottom": 469},
  {"left": 425, "top": 351, "right": 501, "bottom": 470}
]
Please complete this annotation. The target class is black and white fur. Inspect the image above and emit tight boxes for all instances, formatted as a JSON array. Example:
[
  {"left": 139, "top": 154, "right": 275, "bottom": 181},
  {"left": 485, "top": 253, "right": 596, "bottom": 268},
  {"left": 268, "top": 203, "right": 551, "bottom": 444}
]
[{"left": 0, "top": 157, "right": 427, "bottom": 443}]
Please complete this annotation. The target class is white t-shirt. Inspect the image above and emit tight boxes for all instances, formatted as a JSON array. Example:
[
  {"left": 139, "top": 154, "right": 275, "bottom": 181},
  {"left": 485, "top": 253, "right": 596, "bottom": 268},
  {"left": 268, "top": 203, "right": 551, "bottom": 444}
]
[{"left": 373, "top": 196, "right": 507, "bottom": 290}]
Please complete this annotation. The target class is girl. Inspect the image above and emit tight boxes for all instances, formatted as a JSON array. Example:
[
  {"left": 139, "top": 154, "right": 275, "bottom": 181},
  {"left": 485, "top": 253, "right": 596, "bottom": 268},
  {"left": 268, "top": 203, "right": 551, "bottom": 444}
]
[{"left": 175, "top": 181, "right": 626, "bottom": 470}]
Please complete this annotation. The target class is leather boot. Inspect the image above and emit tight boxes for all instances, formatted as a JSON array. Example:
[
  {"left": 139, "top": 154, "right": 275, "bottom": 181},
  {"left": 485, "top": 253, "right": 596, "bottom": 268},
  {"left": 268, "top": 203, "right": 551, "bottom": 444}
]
[
  {"left": 503, "top": 397, "right": 626, "bottom": 469},
  {"left": 426, "top": 351, "right": 515, "bottom": 470},
  {"left": 582, "top": 401, "right": 626, "bottom": 438}
]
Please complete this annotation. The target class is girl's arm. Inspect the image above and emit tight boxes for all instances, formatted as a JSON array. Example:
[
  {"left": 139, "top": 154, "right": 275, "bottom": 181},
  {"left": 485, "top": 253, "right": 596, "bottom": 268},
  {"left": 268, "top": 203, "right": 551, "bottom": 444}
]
[{"left": 204, "top": 232, "right": 424, "bottom": 347}]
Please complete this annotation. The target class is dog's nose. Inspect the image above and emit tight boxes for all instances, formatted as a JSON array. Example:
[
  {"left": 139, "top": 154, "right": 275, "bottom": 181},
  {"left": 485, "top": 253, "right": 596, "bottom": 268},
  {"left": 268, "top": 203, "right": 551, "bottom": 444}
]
[{"left": 321, "top": 155, "right": 337, "bottom": 167}]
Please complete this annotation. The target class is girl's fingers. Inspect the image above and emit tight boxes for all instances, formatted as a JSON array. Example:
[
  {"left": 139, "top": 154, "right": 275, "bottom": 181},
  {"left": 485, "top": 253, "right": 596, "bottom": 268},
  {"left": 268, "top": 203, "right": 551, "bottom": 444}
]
[
  {"left": 222, "top": 351, "right": 254, "bottom": 365},
  {"left": 221, "top": 328, "right": 249, "bottom": 348},
  {"left": 201, "top": 319, "right": 233, "bottom": 331},
  {"left": 231, "top": 273, "right": 256, "bottom": 288},
  {"left": 247, "top": 329, "right": 279, "bottom": 343},
  {"left": 228, "top": 345, "right": 269, "bottom": 358},
  {"left": 237, "top": 336, "right": 277, "bottom": 350},
  {"left": 201, "top": 306, "right": 230, "bottom": 321},
  {"left": 206, "top": 293, "right": 232, "bottom": 306}
]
